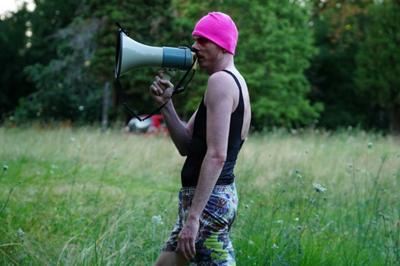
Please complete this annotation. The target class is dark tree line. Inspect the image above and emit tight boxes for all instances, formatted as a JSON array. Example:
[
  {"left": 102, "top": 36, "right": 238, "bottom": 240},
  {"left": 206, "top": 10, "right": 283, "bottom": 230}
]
[{"left": 0, "top": 0, "right": 399, "bottom": 132}]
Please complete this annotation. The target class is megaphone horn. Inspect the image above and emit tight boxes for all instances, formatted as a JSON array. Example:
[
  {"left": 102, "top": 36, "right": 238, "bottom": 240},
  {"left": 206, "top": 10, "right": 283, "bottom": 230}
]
[{"left": 115, "top": 28, "right": 195, "bottom": 79}]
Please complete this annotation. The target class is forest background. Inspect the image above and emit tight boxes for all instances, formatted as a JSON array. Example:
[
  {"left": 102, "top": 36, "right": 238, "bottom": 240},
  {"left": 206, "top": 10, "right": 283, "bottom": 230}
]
[{"left": 0, "top": 0, "right": 399, "bottom": 132}]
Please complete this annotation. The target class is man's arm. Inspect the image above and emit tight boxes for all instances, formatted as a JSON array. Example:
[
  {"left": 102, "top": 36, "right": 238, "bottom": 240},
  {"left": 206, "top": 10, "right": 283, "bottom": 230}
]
[
  {"left": 161, "top": 101, "right": 196, "bottom": 155},
  {"left": 150, "top": 74, "right": 196, "bottom": 155},
  {"left": 176, "top": 71, "right": 236, "bottom": 260}
]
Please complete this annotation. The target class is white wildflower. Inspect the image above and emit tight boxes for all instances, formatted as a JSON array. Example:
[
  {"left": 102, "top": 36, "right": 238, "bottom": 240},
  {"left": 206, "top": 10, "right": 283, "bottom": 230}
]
[
  {"left": 78, "top": 105, "right": 84, "bottom": 111},
  {"left": 313, "top": 183, "right": 327, "bottom": 193},
  {"left": 272, "top": 243, "right": 279, "bottom": 249},
  {"left": 152, "top": 215, "right": 163, "bottom": 225},
  {"left": 17, "top": 228, "right": 25, "bottom": 239}
]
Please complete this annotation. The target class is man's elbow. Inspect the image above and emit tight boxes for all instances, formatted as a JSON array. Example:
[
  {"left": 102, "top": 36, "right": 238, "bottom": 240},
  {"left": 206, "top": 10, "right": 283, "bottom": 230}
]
[{"left": 208, "top": 151, "right": 227, "bottom": 166}]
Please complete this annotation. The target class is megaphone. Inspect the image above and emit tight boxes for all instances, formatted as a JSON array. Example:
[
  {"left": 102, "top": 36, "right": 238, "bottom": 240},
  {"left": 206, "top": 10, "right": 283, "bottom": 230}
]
[{"left": 115, "top": 28, "right": 195, "bottom": 79}]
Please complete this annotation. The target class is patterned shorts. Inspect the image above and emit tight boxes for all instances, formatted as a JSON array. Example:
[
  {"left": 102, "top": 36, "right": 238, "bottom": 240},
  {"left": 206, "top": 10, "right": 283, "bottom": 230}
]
[{"left": 162, "top": 183, "right": 238, "bottom": 265}]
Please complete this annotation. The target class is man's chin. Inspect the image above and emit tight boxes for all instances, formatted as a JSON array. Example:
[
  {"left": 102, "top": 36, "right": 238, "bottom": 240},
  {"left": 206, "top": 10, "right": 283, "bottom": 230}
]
[{"left": 197, "top": 60, "right": 206, "bottom": 69}]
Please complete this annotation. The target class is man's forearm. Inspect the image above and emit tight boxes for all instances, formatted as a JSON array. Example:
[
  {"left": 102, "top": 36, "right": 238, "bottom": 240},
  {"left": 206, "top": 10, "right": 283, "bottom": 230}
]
[{"left": 161, "top": 100, "right": 192, "bottom": 155}]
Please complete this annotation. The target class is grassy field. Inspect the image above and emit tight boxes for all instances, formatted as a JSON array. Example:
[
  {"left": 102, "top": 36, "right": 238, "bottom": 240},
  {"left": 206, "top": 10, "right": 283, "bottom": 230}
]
[{"left": 0, "top": 127, "right": 399, "bottom": 265}]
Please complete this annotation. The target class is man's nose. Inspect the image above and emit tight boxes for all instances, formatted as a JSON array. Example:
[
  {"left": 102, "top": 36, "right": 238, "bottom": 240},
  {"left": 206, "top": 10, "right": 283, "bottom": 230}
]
[
  {"left": 191, "top": 46, "right": 199, "bottom": 53},
  {"left": 191, "top": 42, "right": 200, "bottom": 52}
]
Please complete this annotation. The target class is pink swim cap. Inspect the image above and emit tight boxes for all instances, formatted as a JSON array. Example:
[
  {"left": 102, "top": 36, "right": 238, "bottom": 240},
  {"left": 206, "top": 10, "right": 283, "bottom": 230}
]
[{"left": 192, "top": 12, "right": 238, "bottom": 55}]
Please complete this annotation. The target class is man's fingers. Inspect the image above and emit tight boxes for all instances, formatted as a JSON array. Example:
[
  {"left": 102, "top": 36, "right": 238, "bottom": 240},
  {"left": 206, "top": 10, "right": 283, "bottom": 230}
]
[
  {"left": 177, "top": 235, "right": 194, "bottom": 261},
  {"left": 150, "top": 82, "right": 165, "bottom": 96},
  {"left": 149, "top": 85, "right": 159, "bottom": 96},
  {"left": 189, "top": 238, "right": 196, "bottom": 259},
  {"left": 159, "top": 79, "right": 173, "bottom": 87},
  {"left": 185, "top": 239, "right": 195, "bottom": 259},
  {"left": 155, "top": 75, "right": 173, "bottom": 88},
  {"left": 177, "top": 240, "right": 189, "bottom": 261}
]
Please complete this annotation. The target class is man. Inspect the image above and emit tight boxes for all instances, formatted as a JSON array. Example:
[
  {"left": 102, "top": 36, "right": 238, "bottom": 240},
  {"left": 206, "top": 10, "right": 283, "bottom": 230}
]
[{"left": 151, "top": 12, "right": 251, "bottom": 265}]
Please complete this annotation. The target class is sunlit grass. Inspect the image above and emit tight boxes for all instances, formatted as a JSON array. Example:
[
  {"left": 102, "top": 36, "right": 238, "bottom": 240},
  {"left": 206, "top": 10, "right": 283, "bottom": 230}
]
[{"left": 0, "top": 127, "right": 399, "bottom": 265}]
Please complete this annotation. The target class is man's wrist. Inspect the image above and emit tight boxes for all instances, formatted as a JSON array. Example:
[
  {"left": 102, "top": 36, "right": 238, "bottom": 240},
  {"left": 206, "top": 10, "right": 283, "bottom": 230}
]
[
  {"left": 160, "top": 98, "right": 172, "bottom": 111},
  {"left": 188, "top": 212, "right": 200, "bottom": 221}
]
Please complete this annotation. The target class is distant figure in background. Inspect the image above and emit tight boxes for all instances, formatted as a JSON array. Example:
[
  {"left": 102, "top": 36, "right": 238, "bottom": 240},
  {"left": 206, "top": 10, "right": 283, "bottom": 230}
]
[{"left": 150, "top": 12, "right": 251, "bottom": 265}]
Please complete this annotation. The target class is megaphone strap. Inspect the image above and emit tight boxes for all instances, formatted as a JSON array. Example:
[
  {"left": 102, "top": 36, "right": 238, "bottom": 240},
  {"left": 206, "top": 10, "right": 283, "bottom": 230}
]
[
  {"left": 123, "top": 101, "right": 169, "bottom": 122},
  {"left": 172, "top": 54, "right": 197, "bottom": 95},
  {"left": 115, "top": 22, "right": 128, "bottom": 35},
  {"left": 118, "top": 56, "right": 197, "bottom": 122}
]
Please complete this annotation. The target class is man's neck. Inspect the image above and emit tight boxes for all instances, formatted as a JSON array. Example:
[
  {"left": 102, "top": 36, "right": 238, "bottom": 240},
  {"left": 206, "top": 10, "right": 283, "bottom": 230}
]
[{"left": 208, "top": 55, "right": 234, "bottom": 75}]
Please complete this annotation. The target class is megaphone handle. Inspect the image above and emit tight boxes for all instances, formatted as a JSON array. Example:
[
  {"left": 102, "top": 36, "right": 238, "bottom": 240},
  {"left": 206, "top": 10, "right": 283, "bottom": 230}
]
[{"left": 159, "top": 68, "right": 176, "bottom": 81}]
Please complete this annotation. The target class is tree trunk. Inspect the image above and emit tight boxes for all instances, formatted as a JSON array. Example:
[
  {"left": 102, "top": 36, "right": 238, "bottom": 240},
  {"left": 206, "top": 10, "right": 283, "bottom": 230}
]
[
  {"left": 102, "top": 81, "right": 110, "bottom": 132},
  {"left": 389, "top": 105, "right": 400, "bottom": 134}
]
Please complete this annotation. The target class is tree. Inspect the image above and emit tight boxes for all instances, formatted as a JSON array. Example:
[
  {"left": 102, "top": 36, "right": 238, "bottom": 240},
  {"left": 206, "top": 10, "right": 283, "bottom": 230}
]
[
  {"left": 172, "top": 0, "right": 323, "bottom": 129},
  {"left": 12, "top": 0, "right": 95, "bottom": 123},
  {"left": 234, "top": 0, "right": 322, "bottom": 129},
  {"left": 0, "top": 6, "right": 31, "bottom": 120},
  {"left": 9, "top": 0, "right": 323, "bottom": 129},
  {"left": 355, "top": 1, "right": 400, "bottom": 132},
  {"left": 15, "top": 18, "right": 104, "bottom": 123},
  {"left": 27, "top": 0, "right": 82, "bottom": 65},
  {"left": 307, "top": 0, "right": 375, "bottom": 129},
  {"left": 88, "top": 0, "right": 178, "bottom": 122}
]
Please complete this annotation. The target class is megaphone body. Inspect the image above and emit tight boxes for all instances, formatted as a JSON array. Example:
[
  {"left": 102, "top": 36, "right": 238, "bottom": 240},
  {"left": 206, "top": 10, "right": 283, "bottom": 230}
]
[{"left": 115, "top": 29, "right": 195, "bottom": 79}]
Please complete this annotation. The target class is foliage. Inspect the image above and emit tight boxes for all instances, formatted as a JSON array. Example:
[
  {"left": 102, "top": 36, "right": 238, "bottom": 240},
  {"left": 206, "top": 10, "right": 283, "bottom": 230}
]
[
  {"left": 88, "top": 0, "right": 179, "bottom": 121},
  {"left": 5, "top": 0, "right": 323, "bottom": 129},
  {"left": 0, "top": 6, "right": 32, "bottom": 120},
  {"left": 170, "top": 0, "right": 323, "bottom": 129},
  {"left": 355, "top": 0, "right": 400, "bottom": 132},
  {"left": 26, "top": 0, "right": 83, "bottom": 65},
  {"left": 1, "top": 0, "right": 399, "bottom": 131},
  {"left": 14, "top": 18, "right": 103, "bottom": 123},
  {"left": 307, "top": 0, "right": 374, "bottom": 129},
  {"left": 234, "top": 0, "right": 322, "bottom": 129}
]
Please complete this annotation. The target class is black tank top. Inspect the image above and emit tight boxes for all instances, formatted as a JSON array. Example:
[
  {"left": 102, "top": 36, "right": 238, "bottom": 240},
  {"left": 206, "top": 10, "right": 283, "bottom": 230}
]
[{"left": 181, "top": 70, "right": 245, "bottom": 187}]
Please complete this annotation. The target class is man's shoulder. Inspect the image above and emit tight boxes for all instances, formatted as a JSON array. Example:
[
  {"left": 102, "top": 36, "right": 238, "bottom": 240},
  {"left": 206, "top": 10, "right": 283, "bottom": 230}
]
[
  {"left": 208, "top": 70, "right": 233, "bottom": 81},
  {"left": 207, "top": 70, "right": 237, "bottom": 92},
  {"left": 205, "top": 71, "right": 237, "bottom": 107}
]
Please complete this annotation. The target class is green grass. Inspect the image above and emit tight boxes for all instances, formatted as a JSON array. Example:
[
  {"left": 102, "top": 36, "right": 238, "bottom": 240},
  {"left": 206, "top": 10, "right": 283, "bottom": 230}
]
[{"left": 0, "top": 127, "right": 399, "bottom": 265}]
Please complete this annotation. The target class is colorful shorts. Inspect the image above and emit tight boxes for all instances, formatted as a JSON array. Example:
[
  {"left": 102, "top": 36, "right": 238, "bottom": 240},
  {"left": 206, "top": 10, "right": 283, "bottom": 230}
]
[{"left": 162, "top": 183, "right": 238, "bottom": 265}]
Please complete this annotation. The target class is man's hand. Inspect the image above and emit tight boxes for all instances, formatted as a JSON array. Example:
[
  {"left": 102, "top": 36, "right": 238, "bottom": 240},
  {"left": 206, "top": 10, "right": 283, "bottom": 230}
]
[
  {"left": 177, "top": 216, "right": 200, "bottom": 261},
  {"left": 149, "top": 71, "right": 174, "bottom": 106}
]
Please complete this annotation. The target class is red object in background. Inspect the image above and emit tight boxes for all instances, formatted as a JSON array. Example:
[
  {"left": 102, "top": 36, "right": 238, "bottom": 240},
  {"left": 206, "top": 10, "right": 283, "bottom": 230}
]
[
  {"left": 149, "top": 114, "right": 168, "bottom": 134},
  {"left": 151, "top": 114, "right": 163, "bottom": 129}
]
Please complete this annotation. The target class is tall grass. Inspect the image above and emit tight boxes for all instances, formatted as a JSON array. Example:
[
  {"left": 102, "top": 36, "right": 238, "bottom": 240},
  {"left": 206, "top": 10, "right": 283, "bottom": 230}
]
[{"left": 0, "top": 127, "right": 399, "bottom": 265}]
